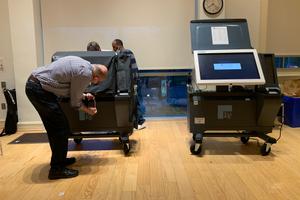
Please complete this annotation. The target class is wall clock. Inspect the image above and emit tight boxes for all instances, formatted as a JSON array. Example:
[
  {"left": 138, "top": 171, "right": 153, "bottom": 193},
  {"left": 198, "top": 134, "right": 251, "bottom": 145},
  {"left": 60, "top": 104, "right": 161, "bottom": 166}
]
[{"left": 203, "top": 0, "right": 224, "bottom": 15}]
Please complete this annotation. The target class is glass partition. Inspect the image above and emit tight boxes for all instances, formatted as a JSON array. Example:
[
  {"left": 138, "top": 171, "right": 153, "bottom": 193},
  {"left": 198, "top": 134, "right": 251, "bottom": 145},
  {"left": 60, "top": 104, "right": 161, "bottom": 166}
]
[
  {"left": 275, "top": 56, "right": 300, "bottom": 68},
  {"left": 138, "top": 69, "right": 192, "bottom": 117}
]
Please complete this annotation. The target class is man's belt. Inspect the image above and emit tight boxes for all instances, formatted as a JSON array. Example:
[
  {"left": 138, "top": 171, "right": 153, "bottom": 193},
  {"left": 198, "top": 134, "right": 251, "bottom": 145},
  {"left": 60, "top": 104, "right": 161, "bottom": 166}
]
[{"left": 28, "top": 75, "right": 40, "bottom": 83}]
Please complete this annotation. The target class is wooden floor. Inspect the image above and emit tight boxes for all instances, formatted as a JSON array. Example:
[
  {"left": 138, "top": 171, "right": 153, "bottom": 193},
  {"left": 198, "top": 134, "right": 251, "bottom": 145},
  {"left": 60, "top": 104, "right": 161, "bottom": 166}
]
[{"left": 0, "top": 119, "right": 300, "bottom": 200}]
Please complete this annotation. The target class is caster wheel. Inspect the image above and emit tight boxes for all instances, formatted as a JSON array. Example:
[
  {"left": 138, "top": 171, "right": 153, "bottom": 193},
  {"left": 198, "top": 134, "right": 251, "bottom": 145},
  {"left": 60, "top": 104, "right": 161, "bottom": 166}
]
[
  {"left": 74, "top": 138, "right": 82, "bottom": 144},
  {"left": 241, "top": 136, "right": 250, "bottom": 144},
  {"left": 123, "top": 143, "right": 130, "bottom": 155},
  {"left": 190, "top": 143, "right": 202, "bottom": 155},
  {"left": 260, "top": 143, "right": 271, "bottom": 156}
]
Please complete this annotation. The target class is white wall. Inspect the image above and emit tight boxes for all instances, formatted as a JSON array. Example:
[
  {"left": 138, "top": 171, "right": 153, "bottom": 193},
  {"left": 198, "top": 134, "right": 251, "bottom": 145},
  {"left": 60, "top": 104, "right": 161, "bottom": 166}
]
[
  {"left": 0, "top": 0, "right": 15, "bottom": 121},
  {"left": 266, "top": 0, "right": 300, "bottom": 55},
  {"left": 41, "top": 0, "right": 194, "bottom": 69},
  {"left": 8, "top": 0, "right": 42, "bottom": 123},
  {"left": 33, "top": 0, "right": 44, "bottom": 66},
  {"left": 258, "top": 0, "right": 269, "bottom": 53}
]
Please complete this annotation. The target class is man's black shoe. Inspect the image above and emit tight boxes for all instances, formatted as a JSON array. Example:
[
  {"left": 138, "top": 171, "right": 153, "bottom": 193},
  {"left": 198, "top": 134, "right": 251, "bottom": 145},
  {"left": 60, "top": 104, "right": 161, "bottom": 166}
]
[
  {"left": 64, "top": 157, "right": 76, "bottom": 166},
  {"left": 48, "top": 167, "right": 79, "bottom": 180}
]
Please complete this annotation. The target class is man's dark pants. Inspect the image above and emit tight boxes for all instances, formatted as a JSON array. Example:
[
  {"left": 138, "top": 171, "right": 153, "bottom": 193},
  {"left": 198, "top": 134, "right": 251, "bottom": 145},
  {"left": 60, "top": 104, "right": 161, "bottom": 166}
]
[
  {"left": 25, "top": 78, "right": 70, "bottom": 168},
  {"left": 136, "top": 78, "right": 146, "bottom": 125}
]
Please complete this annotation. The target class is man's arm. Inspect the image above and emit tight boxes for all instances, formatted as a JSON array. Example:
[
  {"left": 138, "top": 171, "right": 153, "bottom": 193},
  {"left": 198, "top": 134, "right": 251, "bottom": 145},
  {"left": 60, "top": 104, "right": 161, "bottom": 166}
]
[{"left": 70, "top": 76, "right": 97, "bottom": 116}]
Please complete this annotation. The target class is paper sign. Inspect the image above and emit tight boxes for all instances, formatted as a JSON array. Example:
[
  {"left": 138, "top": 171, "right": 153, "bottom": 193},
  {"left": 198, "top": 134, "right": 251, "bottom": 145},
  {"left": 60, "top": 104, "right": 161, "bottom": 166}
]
[{"left": 211, "top": 26, "right": 229, "bottom": 45}]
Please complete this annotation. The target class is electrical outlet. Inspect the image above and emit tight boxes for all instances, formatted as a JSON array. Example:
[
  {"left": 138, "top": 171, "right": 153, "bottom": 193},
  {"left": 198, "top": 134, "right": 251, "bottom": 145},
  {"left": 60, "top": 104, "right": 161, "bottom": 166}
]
[
  {"left": 1, "top": 81, "right": 6, "bottom": 89},
  {"left": 0, "top": 58, "right": 3, "bottom": 72},
  {"left": 1, "top": 103, "right": 6, "bottom": 110}
]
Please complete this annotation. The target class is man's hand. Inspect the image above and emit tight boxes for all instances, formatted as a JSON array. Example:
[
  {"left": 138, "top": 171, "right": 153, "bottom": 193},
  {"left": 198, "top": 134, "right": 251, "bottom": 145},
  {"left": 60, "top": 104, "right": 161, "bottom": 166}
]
[
  {"left": 86, "top": 107, "right": 97, "bottom": 116},
  {"left": 79, "top": 105, "right": 97, "bottom": 116},
  {"left": 83, "top": 93, "right": 95, "bottom": 100}
]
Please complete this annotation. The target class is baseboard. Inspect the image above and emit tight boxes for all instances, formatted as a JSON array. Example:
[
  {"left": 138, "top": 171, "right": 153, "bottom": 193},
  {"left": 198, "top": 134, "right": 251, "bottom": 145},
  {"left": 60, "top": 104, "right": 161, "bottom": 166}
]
[{"left": 17, "top": 121, "right": 45, "bottom": 132}]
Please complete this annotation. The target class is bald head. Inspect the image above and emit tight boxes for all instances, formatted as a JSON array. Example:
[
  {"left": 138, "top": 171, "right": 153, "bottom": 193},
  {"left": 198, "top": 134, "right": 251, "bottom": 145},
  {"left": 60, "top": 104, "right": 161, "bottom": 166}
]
[{"left": 91, "top": 64, "right": 108, "bottom": 84}]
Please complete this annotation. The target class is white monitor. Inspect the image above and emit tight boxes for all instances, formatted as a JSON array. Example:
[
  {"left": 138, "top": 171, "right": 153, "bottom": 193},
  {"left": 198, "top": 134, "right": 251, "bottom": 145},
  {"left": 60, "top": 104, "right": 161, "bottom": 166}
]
[{"left": 193, "top": 49, "right": 265, "bottom": 85}]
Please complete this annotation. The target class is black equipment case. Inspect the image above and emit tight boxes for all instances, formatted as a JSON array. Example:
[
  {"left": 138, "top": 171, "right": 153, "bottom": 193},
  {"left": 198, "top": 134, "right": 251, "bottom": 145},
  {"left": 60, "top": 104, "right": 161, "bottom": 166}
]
[
  {"left": 52, "top": 51, "right": 137, "bottom": 154},
  {"left": 0, "top": 89, "right": 18, "bottom": 136},
  {"left": 188, "top": 19, "right": 282, "bottom": 156}
]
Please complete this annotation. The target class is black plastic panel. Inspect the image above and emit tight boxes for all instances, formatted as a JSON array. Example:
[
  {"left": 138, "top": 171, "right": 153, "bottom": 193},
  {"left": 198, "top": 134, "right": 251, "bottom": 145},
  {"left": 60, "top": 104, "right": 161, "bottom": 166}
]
[{"left": 190, "top": 19, "right": 252, "bottom": 50}]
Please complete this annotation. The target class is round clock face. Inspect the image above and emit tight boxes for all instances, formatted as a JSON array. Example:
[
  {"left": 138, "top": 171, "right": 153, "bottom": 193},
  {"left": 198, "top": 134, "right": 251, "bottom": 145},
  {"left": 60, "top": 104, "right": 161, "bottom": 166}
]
[{"left": 203, "top": 0, "right": 224, "bottom": 15}]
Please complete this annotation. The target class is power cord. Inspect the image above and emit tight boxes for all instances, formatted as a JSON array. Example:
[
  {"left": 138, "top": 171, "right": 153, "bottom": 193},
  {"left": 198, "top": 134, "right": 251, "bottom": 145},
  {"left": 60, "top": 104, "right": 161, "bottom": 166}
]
[
  {"left": 191, "top": 79, "right": 208, "bottom": 91},
  {"left": 191, "top": 79, "right": 200, "bottom": 91},
  {"left": 276, "top": 103, "right": 284, "bottom": 142},
  {"left": 276, "top": 117, "right": 283, "bottom": 142}
]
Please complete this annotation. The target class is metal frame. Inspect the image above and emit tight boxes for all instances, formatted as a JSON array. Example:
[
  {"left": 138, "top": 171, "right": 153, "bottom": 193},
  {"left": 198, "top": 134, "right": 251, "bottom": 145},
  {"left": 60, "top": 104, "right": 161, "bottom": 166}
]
[{"left": 193, "top": 49, "right": 266, "bottom": 85}]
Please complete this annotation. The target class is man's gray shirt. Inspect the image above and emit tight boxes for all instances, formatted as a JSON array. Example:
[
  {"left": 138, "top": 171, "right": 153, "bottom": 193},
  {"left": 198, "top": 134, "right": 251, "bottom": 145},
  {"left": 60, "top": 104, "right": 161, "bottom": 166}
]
[{"left": 32, "top": 56, "right": 93, "bottom": 108}]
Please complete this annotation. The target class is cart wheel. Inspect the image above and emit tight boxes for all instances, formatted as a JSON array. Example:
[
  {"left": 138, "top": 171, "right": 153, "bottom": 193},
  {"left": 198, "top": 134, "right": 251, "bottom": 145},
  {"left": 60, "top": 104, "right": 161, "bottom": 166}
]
[
  {"left": 190, "top": 143, "right": 202, "bottom": 155},
  {"left": 240, "top": 136, "right": 250, "bottom": 144},
  {"left": 123, "top": 143, "right": 130, "bottom": 155},
  {"left": 74, "top": 138, "right": 82, "bottom": 144},
  {"left": 260, "top": 143, "right": 271, "bottom": 156}
]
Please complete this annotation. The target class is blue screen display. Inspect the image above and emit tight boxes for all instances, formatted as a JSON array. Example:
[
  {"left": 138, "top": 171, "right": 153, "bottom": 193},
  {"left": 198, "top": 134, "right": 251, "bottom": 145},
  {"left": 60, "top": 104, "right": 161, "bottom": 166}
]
[
  {"left": 198, "top": 53, "right": 260, "bottom": 80},
  {"left": 213, "top": 63, "right": 242, "bottom": 70}
]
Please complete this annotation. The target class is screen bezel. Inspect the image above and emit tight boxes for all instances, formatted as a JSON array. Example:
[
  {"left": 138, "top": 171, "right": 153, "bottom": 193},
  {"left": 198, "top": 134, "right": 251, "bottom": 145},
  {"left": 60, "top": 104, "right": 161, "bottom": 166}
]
[{"left": 193, "top": 49, "right": 266, "bottom": 85}]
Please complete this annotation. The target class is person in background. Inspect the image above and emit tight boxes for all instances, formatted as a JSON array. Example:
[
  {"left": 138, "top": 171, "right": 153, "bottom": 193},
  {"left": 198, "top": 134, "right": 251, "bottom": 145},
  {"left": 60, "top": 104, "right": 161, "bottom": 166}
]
[
  {"left": 25, "top": 56, "right": 107, "bottom": 180},
  {"left": 87, "top": 41, "right": 101, "bottom": 51},
  {"left": 112, "top": 39, "right": 146, "bottom": 130}
]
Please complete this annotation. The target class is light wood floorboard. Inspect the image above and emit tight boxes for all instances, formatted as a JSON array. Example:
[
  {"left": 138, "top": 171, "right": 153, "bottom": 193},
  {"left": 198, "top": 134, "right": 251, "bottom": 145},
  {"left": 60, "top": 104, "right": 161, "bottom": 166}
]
[{"left": 0, "top": 119, "right": 299, "bottom": 200}]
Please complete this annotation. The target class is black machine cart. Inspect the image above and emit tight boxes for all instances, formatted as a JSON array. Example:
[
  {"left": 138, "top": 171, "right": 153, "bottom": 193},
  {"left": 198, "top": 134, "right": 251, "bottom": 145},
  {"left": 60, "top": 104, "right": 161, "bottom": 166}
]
[
  {"left": 52, "top": 51, "right": 138, "bottom": 154},
  {"left": 188, "top": 19, "right": 282, "bottom": 156}
]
